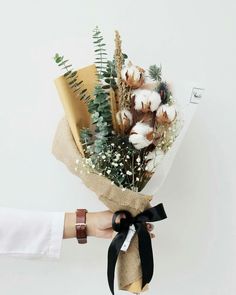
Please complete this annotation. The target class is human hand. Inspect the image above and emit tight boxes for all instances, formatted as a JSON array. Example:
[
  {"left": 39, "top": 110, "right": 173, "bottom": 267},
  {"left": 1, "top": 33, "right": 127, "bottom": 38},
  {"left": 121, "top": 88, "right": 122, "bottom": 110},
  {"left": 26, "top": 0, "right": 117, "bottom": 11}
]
[
  {"left": 87, "top": 210, "right": 113, "bottom": 238},
  {"left": 63, "top": 210, "right": 155, "bottom": 240},
  {"left": 87, "top": 210, "right": 155, "bottom": 239}
]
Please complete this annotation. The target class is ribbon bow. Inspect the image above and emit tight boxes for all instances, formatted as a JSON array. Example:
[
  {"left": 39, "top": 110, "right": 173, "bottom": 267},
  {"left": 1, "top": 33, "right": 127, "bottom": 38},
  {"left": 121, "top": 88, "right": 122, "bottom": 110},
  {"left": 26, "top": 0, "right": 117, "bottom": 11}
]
[{"left": 107, "top": 203, "right": 167, "bottom": 295}]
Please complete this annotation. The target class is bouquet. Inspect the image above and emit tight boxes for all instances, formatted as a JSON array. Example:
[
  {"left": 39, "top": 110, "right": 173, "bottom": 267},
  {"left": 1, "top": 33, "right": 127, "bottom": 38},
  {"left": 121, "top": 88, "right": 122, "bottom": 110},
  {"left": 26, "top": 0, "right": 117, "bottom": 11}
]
[{"left": 52, "top": 27, "right": 199, "bottom": 294}]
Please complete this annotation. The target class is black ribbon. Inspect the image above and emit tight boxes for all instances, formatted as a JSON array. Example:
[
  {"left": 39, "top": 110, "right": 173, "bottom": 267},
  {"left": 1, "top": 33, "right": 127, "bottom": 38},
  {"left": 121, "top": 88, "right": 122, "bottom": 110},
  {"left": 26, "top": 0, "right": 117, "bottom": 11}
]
[{"left": 107, "top": 203, "right": 167, "bottom": 295}]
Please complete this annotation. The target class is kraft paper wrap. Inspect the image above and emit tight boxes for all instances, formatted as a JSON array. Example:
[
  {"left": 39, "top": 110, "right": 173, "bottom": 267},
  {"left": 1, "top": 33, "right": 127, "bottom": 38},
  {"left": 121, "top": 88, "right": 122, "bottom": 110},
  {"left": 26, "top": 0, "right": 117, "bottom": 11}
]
[
  {"left": 53, "top": 66, "right": 153, "bottom": 293},
  {"left": 54, "top": 64, "right": 97, "bottom": 156}
]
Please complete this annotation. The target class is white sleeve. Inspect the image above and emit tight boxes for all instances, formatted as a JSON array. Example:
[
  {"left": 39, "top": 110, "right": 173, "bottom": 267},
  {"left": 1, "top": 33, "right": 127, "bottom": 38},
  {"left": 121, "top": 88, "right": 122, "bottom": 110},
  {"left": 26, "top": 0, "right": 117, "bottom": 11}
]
[{"left": 0, "top": 207, "right": 65, "bottom": 259}]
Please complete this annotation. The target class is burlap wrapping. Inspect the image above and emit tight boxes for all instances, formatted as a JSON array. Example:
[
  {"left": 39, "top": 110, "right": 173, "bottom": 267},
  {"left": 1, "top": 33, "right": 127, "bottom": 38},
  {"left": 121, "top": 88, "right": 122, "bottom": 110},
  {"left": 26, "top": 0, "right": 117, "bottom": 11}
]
[{"left": 52, "top": 117, "right": 152, "bottom": 292}]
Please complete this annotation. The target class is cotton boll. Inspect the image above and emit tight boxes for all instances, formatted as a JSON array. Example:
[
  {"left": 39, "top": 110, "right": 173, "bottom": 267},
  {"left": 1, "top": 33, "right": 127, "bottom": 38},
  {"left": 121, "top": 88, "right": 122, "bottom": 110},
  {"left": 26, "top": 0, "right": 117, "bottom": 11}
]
[
  {"left": 149, "top": 91, "right": 162, "bottom": 111},
  {"left": 145, "top": 149, "right": 165, "bottom": 172},
  {"left": 129, "top": 133, "right": 151, "bottom": 149},
  {"left": 121, "top": 61, "right": 145, "bottom": 89},
  {"left": 116, "top": 109, "right": 133, "bottom": 130},
  {"left": 131, "top": 122, "right": 153, "bottom": 139},
  {"left": 129, "top": 122, "right": 153, "bottom": 149},
  {"left": 156, "top": 104, "right": 177, "bottom": 124},
  {"left": 133, "top": 89, "right": 161, "bottom": 113}
]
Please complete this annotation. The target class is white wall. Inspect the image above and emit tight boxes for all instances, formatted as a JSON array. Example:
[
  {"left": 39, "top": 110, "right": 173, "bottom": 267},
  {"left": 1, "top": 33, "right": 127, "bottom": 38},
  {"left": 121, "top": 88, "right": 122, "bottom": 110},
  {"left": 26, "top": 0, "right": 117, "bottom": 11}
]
[{"left": 0, "top": 0, "right": 235, "bottom": 294}]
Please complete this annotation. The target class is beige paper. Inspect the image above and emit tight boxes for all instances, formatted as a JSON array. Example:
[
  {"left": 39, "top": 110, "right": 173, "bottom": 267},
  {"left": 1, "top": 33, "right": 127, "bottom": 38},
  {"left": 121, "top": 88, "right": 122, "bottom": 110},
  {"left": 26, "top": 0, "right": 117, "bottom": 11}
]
[{"left": 54, "top": 64, "right": 97, "bottom": 156}]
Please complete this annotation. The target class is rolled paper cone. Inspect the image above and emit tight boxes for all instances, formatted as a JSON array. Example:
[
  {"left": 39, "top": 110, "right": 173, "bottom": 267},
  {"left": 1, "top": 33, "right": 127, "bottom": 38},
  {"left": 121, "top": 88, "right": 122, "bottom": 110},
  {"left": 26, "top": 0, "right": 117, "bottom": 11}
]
[
  {"left": 125, "top": 280, "right": 148, "bottom": 293},
  {"left": 54, "top": 64, "right": 97, "bottom": 156}
]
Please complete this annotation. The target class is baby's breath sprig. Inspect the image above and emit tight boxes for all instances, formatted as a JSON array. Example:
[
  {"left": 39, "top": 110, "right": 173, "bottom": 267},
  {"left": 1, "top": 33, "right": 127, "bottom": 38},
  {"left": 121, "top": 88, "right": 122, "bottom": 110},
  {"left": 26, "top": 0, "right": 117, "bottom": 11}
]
[
  {"left": 154, "top": 117, "right": 182, "bottom": 153},
  {"left": 80, "top": 134, "right": 152, "bottom": 191}
]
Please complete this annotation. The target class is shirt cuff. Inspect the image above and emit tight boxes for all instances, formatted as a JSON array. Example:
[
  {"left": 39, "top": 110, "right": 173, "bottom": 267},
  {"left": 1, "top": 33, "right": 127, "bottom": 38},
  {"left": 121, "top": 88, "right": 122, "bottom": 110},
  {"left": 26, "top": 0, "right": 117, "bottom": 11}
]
[{"left": 47, "top": 212, "right": 65, "bottom": 259}]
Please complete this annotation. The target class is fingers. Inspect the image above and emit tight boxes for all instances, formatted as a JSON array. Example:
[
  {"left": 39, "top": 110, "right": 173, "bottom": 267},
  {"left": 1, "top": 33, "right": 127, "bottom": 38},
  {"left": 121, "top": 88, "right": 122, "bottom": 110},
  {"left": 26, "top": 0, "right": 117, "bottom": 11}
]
[
  {"left": 97, "top": 222, "right": 155, "bottom": 240},
  {"left": 96, "top": 228, "right": 114, "bottom": 239},
  {"left": 114, "top": 213, "right": 126, "bottom": 224},
  {"left": 146, "top": 223, "right": 154, "bottom": 231},
  {"left": 146, "top": 223, "right": 155, "bottom": 239}
]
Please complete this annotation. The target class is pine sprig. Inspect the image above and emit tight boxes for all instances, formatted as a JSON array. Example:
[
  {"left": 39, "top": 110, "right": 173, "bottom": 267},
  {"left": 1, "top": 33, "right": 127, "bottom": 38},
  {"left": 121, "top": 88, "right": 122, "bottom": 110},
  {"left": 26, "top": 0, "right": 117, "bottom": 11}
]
[
  {"left": 54, "top": 53, "right": 90, "bottom": 102},
  {"left": 148, "top": 64, "right": 173, "bottom": 104},
  {"left": 156, "top": 82, "right": 172, "bottom": 104},
  {"left": 92, "top": 26, "right": 108, "bottom": 80},
  {"left": 148, "top": 64, "right": 162, "bottom": 82}
]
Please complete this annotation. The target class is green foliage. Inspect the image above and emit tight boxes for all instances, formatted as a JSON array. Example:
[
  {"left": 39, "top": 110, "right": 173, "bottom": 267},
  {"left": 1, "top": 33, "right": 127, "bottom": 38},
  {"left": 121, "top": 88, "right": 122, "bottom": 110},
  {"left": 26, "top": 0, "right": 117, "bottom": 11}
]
[
  {"left": 102, "top": 59, "right": 117, "bottom": 90},
  {"left": 148, "top": 64, "right": 162, "bottom": 82},
  {"left": 80, "top": 128, "right": 93, "bottom": 144},
  {"left": 54, "top": 53, "right": 90, "bottom": 102},
  {"left": 88, "top": 85, "right": 112, "bottom": 153},
  {"left": 83, "top": 135, "right": 151, "bottom": 191},
  {"left": 101, "top": 54, "right": 128, "bottom": 90},
  {"left": 148, "top": 64, "right": 173, "bottom": 104},
  {"left": 92, "top": 26, "right": 107, "bottom": 80},
  {"left": 156, "top": 81, "right": 172, "bottom": 104},
  {"left": 80, "top": 128, "right": 93, "bottom": 156}
]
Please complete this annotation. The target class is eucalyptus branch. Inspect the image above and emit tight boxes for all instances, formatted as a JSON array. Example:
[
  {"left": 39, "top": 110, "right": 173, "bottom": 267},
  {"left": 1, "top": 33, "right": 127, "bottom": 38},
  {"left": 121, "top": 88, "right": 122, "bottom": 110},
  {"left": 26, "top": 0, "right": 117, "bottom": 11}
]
[
  {"left": 54, "top": 53, "right": 90, "bottom": 102},
  {"left": 92, "top": 26, "right": 108, "bottom": 80}
]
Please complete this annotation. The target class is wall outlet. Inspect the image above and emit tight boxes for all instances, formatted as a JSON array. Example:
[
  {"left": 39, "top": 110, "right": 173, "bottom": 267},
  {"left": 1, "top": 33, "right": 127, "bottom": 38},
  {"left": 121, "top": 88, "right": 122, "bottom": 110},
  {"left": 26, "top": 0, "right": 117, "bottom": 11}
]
[{"left": 190, "top": 87, "right": 205, "bottom": 104}]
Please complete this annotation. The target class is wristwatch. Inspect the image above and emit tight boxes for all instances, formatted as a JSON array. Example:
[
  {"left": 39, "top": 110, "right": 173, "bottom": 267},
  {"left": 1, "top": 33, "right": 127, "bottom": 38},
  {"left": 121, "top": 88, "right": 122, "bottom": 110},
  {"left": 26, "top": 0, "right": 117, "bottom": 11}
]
[{"left": 75, "top": 209, "right": 88, "bottom": 244}]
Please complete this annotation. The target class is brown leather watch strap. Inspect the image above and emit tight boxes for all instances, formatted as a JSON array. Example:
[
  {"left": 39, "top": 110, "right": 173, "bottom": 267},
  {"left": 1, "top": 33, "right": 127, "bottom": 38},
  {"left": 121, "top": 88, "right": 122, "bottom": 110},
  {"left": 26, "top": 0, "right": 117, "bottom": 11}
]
[{"left": 76, "top": 209, "right": 88, "bottom": 244}]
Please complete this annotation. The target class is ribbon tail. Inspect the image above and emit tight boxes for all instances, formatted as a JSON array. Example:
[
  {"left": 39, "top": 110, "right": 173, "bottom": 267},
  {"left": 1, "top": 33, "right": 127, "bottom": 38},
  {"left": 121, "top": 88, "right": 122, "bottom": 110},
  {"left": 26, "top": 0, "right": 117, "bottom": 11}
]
[
  {"left": 150, "top": 203, "right": 167, "bottom": 221},
  {"left": 136, "top": 223, "right": 154, "bottom": 289},
  {"left": 136, "top": 203, "right": 167, "bottom": 223},
  {"left": 107, "top": 232, "right": 128, "bottom": 295}
]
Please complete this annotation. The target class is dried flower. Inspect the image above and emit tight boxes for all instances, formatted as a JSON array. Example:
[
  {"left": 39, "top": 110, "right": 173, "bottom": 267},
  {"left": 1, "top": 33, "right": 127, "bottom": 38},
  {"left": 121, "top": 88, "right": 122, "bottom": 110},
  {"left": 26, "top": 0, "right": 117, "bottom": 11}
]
[
  {"left": 145, "top": 149, "right": 164, "bottom": 172},
  {"left": 156, "top": 104, "right": 177, "bottom": 124},
  {"left": 132, "top": 89, "right": 161, "bottom": 113},
  {"left": 129, "top": 122, "right": 154, "bottom": 149},
  {"left": 116, "top": 109, "right": 133, "bottom": 131},
  {"left": 121, "top": 61, "right": 145, "bottom": 89}
]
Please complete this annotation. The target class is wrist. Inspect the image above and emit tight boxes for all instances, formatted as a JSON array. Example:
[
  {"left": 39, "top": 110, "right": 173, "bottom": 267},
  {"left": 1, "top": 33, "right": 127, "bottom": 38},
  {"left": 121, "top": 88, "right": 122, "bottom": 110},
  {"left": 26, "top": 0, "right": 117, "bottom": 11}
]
[
  {"left": 63, "top": 212, "right": 76, "bottom": 239},
  {"left": 63, "top": 210, "right": 95, "bottom": 240},
  {"left": 75, "top": 209, "right": 88, "bottom": 244},
  {"left": 86, "top": 212, "right": 95, "bottom": 237}
]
